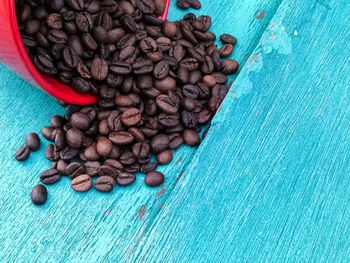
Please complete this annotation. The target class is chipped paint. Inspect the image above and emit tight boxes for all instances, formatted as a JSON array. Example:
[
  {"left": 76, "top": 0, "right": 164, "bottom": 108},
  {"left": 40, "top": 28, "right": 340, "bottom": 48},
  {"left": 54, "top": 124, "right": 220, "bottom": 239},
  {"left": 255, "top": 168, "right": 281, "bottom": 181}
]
[
  {"left": 61, "top": 226, "right": 70, "bottom": 237},
  {"left": 104, "top": 209, "right": 111, "bottom": 217},
  {"left": 294, "top": 30, "right": 298, "bottom": 36},
  {"left": 44, "top": 213, "right": 53, "bottom": 224},
  {"left": 176, "top": 156, "right": 182, "bottom": 165},
  {"left": 157, "top": 202, "right": 165, "bottom": 213},
  {"left": 138, "top": 205, "right": 146, "bottom": 220},
  {"left": 263, "top": 23, "right": 293, "bottom": 55},
  {"left": 80, "top": 236, "right": 89, "bottom": 248},
  {"left": 255, "top": 11, "right": 266, "bottom": 20},
  {"left": 174, "top": 171, "right": 185, "bottom": 187},
  {"left": 155, "top": 185, "right": 165, "bottom": 200}
]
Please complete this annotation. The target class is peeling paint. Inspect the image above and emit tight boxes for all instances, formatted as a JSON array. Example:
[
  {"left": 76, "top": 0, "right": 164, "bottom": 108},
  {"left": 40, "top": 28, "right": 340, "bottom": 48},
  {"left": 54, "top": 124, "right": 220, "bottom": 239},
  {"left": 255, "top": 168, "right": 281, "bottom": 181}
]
[
  {"left": 80, "top": 236, "right": 89, "bottom": 248},
  {"left": 138, "top": 205, "right": 146, "bottom": 220},
  {"left": 104, "top": 209, "right": 111, "bottom": 217},
  {"left": 155, "top": 185, "right": 165, "bottom": 199},
  {"left": 255, "top": 11, "right": 266, "bottom": 20},
  {"left": 157, "top": 202, "right": 165, "bottom": 213},
  {"left": 176, "top": 156, "right": 182, "bottom": 165},
  {"left": 263, "top": 23, "right": 293, "bottom": 55},
  {"left": 174, "top": 171, "right": 185, "bottom": 187}
]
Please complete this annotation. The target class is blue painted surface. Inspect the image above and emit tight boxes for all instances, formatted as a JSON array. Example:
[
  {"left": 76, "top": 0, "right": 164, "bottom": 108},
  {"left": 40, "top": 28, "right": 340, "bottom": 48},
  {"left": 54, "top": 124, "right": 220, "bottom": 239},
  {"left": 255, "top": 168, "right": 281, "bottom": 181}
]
[{"left": 0, "top": 0, "right": 349, "bottom": 262}]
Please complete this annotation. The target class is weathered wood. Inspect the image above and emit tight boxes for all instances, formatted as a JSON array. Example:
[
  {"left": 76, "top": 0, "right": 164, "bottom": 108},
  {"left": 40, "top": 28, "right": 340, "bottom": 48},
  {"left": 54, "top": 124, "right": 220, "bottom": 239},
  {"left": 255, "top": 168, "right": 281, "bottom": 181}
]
[
  {"left": 132, "top": 0, "right": 350, "bottom": 262},
  {"left": 0, "top": 0, "right": 282, "bottom": 262}
]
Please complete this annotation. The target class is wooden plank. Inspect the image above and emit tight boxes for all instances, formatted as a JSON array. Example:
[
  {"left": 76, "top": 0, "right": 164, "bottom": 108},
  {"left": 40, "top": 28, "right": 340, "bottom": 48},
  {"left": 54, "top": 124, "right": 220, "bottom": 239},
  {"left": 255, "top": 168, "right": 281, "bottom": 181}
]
[
  {"left": 0, "top": 0, "right": 282, "bottom": 262},
  {"left": 131, "top": 0, "right": 350, "bottom": 262}
]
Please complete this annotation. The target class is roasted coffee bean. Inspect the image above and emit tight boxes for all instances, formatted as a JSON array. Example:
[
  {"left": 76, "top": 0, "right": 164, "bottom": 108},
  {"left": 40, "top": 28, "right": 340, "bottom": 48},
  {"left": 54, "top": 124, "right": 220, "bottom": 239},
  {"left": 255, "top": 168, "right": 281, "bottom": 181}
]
[
  {"left": 203, "top": 75, "right": 216, "bottom": 87},
  {"left": 128, "top": 127, "right": 145, "bottom": 142},
  {"left": 221, "top": 59, "right": 239, "bottom": 75},
  {"left": 211, "top": 72, "right": 228, "bottom": 84},
  {"left": 46, "top": 13, "right": 62, "bottom": 29},
  {"left": 219, "top": 44, "right": 234, "bottom": 58},
  {"left": 98, "top": 165, "right": 116, "bottom": 178},
  {"left": 153, "top": 61, "right": 169, "bottom": 80},
  {"left": 66, "top": 0, "right": 85, "bottom": 11},
  {"left": 140, "top": 37, "right": 157, "bottom": 53},
  {"left": 177, "top": 0, "right": 190, "bottom": 9},
  {"left": 110, "top": 61, "right": 132, "bottom": 75},
  {"left": 101, "top": 0, "right": 118, "bottom": 13},
  {"left": 75, "top": 12, "right": 93, "bottom": 32},
  {"left": 116, "top": 172, "right": 136, "bottom": 186},
  {"left": 40, "top": 169, "right": 61, "bottom": 185},
  {"left": 201, "top": 55, "right": 214, "bottom": 74},
  {"left": 156, "top": 37, "right": 171, "bottom": 52},
  {"left": 97, "top": 138, "right": 112, "bottom": 156},
  {"left": 45, "top": 144, "right": 60, "bottom": 161},
  {"left": 145, "top": 171, "right": 164, "bottom": 187},
  {"left": 156, "top": 150, "right": 173, "bottom": 165},
  {"left": 181, "top": 110, "right": 198, "bottom": 128},
  {"left": 107, "top": 111, "right": 123, "bottom": 131},
  {"left": 60, "top": 146, "right": 79, "bottom": 160},
  {"left": 150, "top": 134, "right": 170, "bottom": 154},
  {"left": 154, "top": 76, "right": 176, "bottom": 92},
  {"left": 120, "top": 151, "right": 136, "bottom": 165},
  {"left": 190, "top": 0, "right": 201, "bottom": 9},
  {"left": 33, "top": 52, "right": 57, "bottom": 76},
  {"left": 163, "top": 21, "right": 177, "bottom": 38},
  {"left": 71, "top": 112, "right": 91, "bottom": 131},
  {"left": 109, "top": 131, "right": 134, "bottom": 145},
  {"left": 25, "top": 133, "right": 40, "bottom": 151},
  {"left": 95, "top": 176, "right": 116, "bottom": 192},
  {"left": 182, "top": 84, "right": 199, "bottom": 99},
  {"left": 91, "top": 58, "right": 109, "bottom": 80},
  {"left": 220, "top": 34, "right": 237, "bottom": 45},
  {"left": 156, "top": 95, "right": 178, "bottom": 114},
  {"left": 105, "top": 159, "right": 124, "bottom": 171},
  {"left": 137, "top": 0, "right": 155, "bottom": 14},
  {"left": 122, "top": 108, "right": 141, "bottom": 126},
  {"left": 132, "top": 142, "right": 150, "bottom": 158},
  {"left": 208, "top": 95, "right": 222, "bottom": 113},
  {"left": 66, "top": 161, "right": 86, "bottom": 179},
  {"left": 197, "top": 109, "right": 212, "bottom": 124},
  {"left": 71, "top": 174, "right": 92, "bottom": 192},
  {"left": 140, "top": 162, "right": 157, "bottom": 174},
  {"left": 71, "top": 77, "right": 92, "bottom": 93},
  {"left": 183, "top": 129, "right": 200, "bottom": 146},
  {"left": 50, "top": 115, "right": 65, "bottom": 128},
  {"left": 66, "top": 128, "right": 90, "bottom": 148},
  {"left": 132, "top": 58, "right": 154, "bottom": 75},
  {"left": 54, "top": 129, "right": 65, "bottom": 149},
  {"left": 168, "top": 133, "right": 184, "bottom": 149},
  {"left": 56, "top": 159, "right": 69, "bottom": 174},
  {"left": 158, "top": 113, "right": 180, "bottom": 128},
  {"left": 15, "top": 145, "right": 31, "bottom": 161},
  {"left": 85, "top": 161, "right": 101, "bottom": 176},
  {"left": 31, "top": 184, "right": 47, "bottom": 205}
]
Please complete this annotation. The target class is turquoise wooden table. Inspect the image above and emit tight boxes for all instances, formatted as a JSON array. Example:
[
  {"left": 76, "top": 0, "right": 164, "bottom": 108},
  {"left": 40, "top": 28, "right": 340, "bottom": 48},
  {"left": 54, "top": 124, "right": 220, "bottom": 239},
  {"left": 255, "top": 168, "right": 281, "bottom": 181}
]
[{"left": 0, "top": 0, "right": 349, "bottom": 262}]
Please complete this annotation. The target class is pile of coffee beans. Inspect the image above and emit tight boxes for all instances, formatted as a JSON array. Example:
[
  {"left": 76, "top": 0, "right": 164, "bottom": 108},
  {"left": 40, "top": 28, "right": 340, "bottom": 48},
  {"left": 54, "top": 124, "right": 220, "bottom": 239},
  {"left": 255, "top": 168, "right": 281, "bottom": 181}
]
[{"left": 16, "top": 0, "right": 239, "bottom": 205}]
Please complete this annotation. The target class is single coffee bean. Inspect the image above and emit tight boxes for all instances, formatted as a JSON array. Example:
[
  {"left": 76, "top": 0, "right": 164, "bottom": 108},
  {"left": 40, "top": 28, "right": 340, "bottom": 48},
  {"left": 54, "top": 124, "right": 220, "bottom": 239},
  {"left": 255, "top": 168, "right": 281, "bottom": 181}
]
[
  {"left": 54, "top": 128, "right": 65, "bottom": 149},
  {"left": 145, "top": 171, "right": 164, "bottom": 187},
  {"left": 153, "top": 0, "right": 166, "bottom": 15},
  {"left": 85, "top": 161, "right": 101, "bottom": 176},
  {"left": 208, "top": 95, "right": 222, "bottom": 113},
  {"left": 66, "top": 161, "right": 86, "bottom": 179},
  {"left": 116, "top": 172, "right": 136, "bottom": 186},
  {"left": 25, "top": 133, "right": 40, "bottom": 151},
  {"left": 50, "top": 115, "right": 65, "bottom": 128},
  {"left": 128, "top": 127, "right": 145, "bottom": 142},
  {"left": 168, "top": 133, "right": 184, "bottom": 149},
  {"left": 75, "top": 12, "right": 93, "bottom": 32},
  {"left": 197, "top": 109, "right": 212, "bottom": 124},
  {"left": 46, "top": 13, "right": 62, "bottom": 29},
  {"left": 154, "top": 76, "right": 176, "bottom": 92},
  {"left": 156, "top": 150, "right": 173, "bottom": 165},
  {"left": 132, "top": 142, "right": 150, "bottom": 158},
  {"left": 101, "top": 0, "right": 118, "bottom": 13},
  {"left": 120, "top": 151, "right": 137, "bottom": 165},
  {"left": 183, "top": 129, "right": 200, "bottom": 146},
  {"left": 15, "top": 145, "right": 31, "bottom": 161},
  {"left": 150, "top": 134, "right": 170, "bottom": 154},
  {"left": 60, "top": 146, "right": 79, "bottom": 160},
  {"left": 219, "top": 44, "right": 234, "bottom": 58},
  {"left": 122, "top": 108, "right": 141, "bottom": 126},
  {"left": 177, "top": 0, "right": 190, "bottom": 9},
  {"left": 31, "top": 184, "right": 47, "bottom": 205},
  {"left": 203, "top": 75, "right": 216, "bottom": 87},
  {"left": 220, "top": 34, "right": 237, "bottom": 45},
  {"left": 108, "top": 144, "right": 122, "bottom": 159},
  {"left": 95, "top": 176, "right": 116, "bottom": 192},
  {"left": 153, "top": 61, "right": 169, "bottom": 80},
  {"left": 158, "top": 113, "right": 180, "bottom": 128},
  {"left": 71, "top": 174, "right": 92, "bottom": 192},
  {"left": 221, "top": 59, "right": 239, "bottom": 75},
  {"left": 66, "top": 128, "right": 85, "bottom": 148},
  {"left": 91, "top": 58, "right": 109, "bottom": 80},
  {"left": 109, "top": 131, "right": 134, "bottom": 145},
  {"left": 56, "top": 159, "right": 69, "bottom": 174},
  {"left": 163, "top": 21, "right": 177, "bottom": 38},
  {"left": 156, "top": 95, "right": 178, "bottom": 114},
  {"left": 98, "top": 165, "right": 116, "bottom": 178},
  {"left": 97, "top": 138, "right": 112, "bottom": 157},
  {"left": 45, "top": 144, "right": 60, "bottom": 161},
  {"left": 40, "top": 169, "right": 61, "bottom": 185}
]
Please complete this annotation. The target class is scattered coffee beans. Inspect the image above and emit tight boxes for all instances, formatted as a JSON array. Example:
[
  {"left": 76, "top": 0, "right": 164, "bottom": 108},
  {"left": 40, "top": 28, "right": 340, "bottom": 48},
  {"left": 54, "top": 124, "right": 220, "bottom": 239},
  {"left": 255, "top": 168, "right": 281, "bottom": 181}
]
[{"left": 16, "top": 0, "right": 240, "bottom": 202}]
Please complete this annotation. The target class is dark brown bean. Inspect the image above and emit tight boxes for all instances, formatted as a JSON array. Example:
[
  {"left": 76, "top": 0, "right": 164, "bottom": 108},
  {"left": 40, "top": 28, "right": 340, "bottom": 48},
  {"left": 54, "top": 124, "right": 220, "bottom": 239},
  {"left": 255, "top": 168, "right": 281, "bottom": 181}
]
[
  {"left": 145, "top": 171, "right": 164, "bottom": 187},
  {"left": 71, "top": 174, "right": 92, "bottom": 192}
]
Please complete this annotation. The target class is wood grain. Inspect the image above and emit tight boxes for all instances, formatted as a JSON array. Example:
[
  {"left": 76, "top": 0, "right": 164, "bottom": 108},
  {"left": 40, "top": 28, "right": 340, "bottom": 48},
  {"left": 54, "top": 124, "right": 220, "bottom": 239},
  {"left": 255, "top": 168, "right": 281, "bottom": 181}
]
[
  {"left": 132, "top": 0, "right": 350, "bottom": 262},
  {"left": 0, "top": 0, "right": 282, "bottom": 262}
]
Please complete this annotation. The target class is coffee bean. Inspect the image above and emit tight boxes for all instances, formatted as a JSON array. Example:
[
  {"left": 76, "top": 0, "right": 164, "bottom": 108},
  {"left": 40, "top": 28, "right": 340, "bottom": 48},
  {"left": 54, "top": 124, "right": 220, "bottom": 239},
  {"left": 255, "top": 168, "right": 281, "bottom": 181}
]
[
  {"left": 220, "top": 34, "right": 237, "bottom": 45},
  {"left": 60, "top": 146, "right": 79, "bottom": 160},
  {"left": 71, "top": 174, "right": 92, "bottom": 192},
  {"left": 208, "top": 95, "right": 222, "bottom": 113},
  {"left": 120, "top": 151, "right": 137, "bottom": 165},
  {"left": 91, "top": 58, "right": 109, "bottom": 80},
  {"left": 109, "top": 131, "right": 134, "bottom": 145},
  {"left": 153, "top": 0, "right": 166, "bottom": 15},
  {"left": 145, "top": 171, "right": 164, "bottom": 187},
  {"left": 45, "top": 144, "right": 60, "bottom": 161},
  {"left": 31, "top": 184, "right": 47, "bottom": 205},
  {"left": 203, "top": 75, "right": 216, "bottom": 87},
  {"left": 54, "top": 128, "right": 65, "bottom": 149},
  {"left": 66, "top": 0, "right": 85, "bottom": 11},
  {"left": 177, "top": 0, "right": 190, "bottom": 9},
  {"left": 85, "top": 161, "right": 101, "bottom": 176},
  {"left": 95, "top": 176, "right": 116, "bottom": 192},
  {"left": 56, "top": 159, "right": 69, "bottom": 174},
  {"left": 97, "top": 138, "right": 112, "bottom": 157},
  {"left": 128, "top": 127, "right": 145, "bottom": 142},
  {"left": 183, "top": 129, "right": 200, "bottom": 146},
  {"left": 116, "top": 172, "right": 136, "bottom": 186},
  {"left": 25, "top": 133, "right": 41, "bottom": 151},
  {"left": 158, "top": 113, "right": 180, "bottom": 128},
  {"left": 156, "top": 95, "right": 178, "bottom": 114},
  {"left": 66, "top": 127, "right": 91, "bottom": 148},
  {"left": 50, "top": 115, "right": 65, "bottom": 128},
  {"left": 40, "top": 169, "right": 62, "bottom": 184},
  {"left": 168, "top": 133, "right": 184, "bottom": 149},
  {"left": 156, "top": 150, "right": 173, "bottom": 165},
  {"left": 105, "top": 159, "right": 124, "bottom": 171},
  {"left": 221, "top": 59, "right": 239, "bottom": 75},
  {"left": 190, "top": 0, "right": 201, "bottom": 9},
  {"left": 98, "top": 165, "right": 116, "bottom": 178},
  {"left": 122, "top": 108, "right": 141, "bottom": 126},
  {"left": 150, "top": 134, "right": 170, "bottom": 154},
  {"left": 137, "top": 0, "right": 155, "bottom": 14},
  {"left": 66, "top": 161, "right": 86, "bottom": 179},
  {"left": 15, "top": 145, "right": 31, "bottom": 161},
  {"left": 132, "top": 142, "right": 150, "bottom": 158},
  {"left": 154, "top": 76, "right": 176, "bottom": 92},
  {"left": 197, "top": 109, "right": 212, "bottom": 124},
  {"left": 219, "top": 44, "right": 234, "bottom": 58},
  {"left": 163, "top": 21, "right": 177, "bottom": 38},
  {"left": 75, "top": 12, "right": 93, "bottom": 32}
]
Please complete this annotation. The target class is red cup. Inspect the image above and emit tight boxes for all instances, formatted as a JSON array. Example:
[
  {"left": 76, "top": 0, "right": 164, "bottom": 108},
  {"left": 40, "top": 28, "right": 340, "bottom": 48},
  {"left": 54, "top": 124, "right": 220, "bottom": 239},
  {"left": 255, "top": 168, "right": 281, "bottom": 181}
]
[{"left": 0, "top": 0, "right": 170, "bottom": 105}]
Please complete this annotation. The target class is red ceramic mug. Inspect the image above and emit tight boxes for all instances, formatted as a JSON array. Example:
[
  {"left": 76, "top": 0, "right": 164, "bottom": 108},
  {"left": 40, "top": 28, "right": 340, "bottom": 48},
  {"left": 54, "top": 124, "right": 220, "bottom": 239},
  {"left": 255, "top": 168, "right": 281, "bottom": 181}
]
[{"left": 0, "top": 0, "right": 170, "bottom": 105}]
